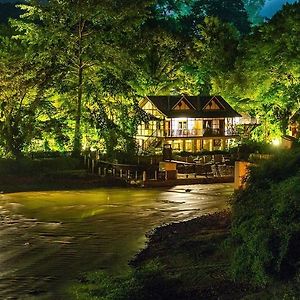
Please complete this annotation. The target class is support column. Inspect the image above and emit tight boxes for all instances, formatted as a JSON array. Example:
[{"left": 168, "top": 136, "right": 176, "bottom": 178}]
[
  {"left": 192, "top": 140, "right": 196, "bottom": 153},
  {"left": 209, "top": 139, "right": 213, "bottom": 152},
  {"left": 221, "top": 139, "right": 226, "bottom": 150}
]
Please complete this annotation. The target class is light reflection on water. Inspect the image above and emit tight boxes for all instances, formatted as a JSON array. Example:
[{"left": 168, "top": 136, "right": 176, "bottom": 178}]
[{"left": 0, "top": 183, "right": 233, "bottom": 299}]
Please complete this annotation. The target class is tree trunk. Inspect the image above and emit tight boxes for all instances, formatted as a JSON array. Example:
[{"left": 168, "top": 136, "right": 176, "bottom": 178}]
[{"left": 72, "top": 17, "right": 84, "bottom": 156}]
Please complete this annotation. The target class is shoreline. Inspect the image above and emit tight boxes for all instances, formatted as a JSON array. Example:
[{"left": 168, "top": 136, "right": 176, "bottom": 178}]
[
  {"left": 129, "top": 211, "right": 260, "bottom": 299},
  {"left": 0, "top": 173, "right": 233, "bottom": 194},
  {"left": 0, "top": 174, "right": 129, "bottom": 194}
]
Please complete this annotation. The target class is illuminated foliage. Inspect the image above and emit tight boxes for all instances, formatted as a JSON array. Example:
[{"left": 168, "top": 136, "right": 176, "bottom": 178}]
[
  {"left": 12, "top": 0, "right": 153, "bottom": 155},
  {"left": 223, "top": 3, "right": 300, "bottom": 140}
]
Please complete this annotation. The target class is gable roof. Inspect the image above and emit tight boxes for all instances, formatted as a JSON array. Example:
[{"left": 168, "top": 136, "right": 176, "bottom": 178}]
[
  {"left": 172, "top": 95, "right": 197, "bottom": 110},
  {"left": 144, "top": 95, "right": 241, "bottom": 118}
]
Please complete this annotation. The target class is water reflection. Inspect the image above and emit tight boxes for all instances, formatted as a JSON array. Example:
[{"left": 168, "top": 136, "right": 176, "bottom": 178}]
[{"left": 0, "top": 184, "right": 232, "bottom": 299}]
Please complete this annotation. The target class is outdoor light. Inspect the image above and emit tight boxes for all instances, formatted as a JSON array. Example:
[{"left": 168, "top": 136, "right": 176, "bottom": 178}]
[
  {"left": 272, "top": 138, "right": 280, "bottom": 146},
  {"left": 188, "top": 118, "right": 195, "bottom": 130}
]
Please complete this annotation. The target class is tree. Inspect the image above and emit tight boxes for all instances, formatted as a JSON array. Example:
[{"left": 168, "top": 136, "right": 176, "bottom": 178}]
[
  {"left": 188, "top": 17, "right": 240, "bottom": 94},
  {"left": 0, "top": 34, "right": 59, "bottom": 157},
  {"left": 181, "top": 0, "right": 251, "bottom": 34},
  {"left": 131, "top": 22, "right": 188, "bottom": 95},
  {"left": 13, "top": 0, "right": 153, "bottom": 156},
  {"left": 242, "top": 0, "right": 265, "bottom": 25},
  {"left": 223, "top": 3, "right": 300, "bottom": 140}
]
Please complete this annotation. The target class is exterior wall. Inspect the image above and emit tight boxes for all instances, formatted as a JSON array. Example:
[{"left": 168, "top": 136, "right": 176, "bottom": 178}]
[
  {"left": 136, "top": 99, "right": 240, "bottom": 152},
  {"left": 163, "top": 138, "right": 231, "bottom": 152}
]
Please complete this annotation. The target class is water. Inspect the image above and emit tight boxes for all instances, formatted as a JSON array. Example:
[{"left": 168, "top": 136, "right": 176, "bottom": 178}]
[{"left": 0, "top": 184, "right": 233, "bottom": 300}]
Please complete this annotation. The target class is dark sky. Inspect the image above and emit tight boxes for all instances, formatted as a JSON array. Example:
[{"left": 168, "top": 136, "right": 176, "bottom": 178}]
[{"left": 0, "top": 0, "right": 298, "bottom": 18}]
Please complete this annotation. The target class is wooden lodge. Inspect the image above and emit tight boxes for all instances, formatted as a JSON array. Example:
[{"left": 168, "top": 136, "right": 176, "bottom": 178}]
[{"left": 136, "top": 95, "right": 242, "bottom": 153}]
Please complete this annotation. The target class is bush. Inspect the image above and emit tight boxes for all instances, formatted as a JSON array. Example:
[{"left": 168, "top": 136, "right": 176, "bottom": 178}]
[
  {"left": 0, "top": 157, "right": 82, "bottom": 175},
  {"left": 230, "top": 149, "right": 300, "bottom": 286},
  {"left": 70, "top": 261, "right": 182, "bottom": 300}
]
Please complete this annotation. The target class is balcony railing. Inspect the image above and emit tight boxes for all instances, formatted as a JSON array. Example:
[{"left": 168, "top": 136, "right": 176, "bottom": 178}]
[{"left": 137, "top": 127, "right": 238, "bottom": 138}]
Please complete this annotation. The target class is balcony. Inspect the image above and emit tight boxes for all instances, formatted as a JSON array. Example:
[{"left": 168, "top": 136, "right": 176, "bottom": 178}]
[{"left": 137, "top": 127, "right": 238, "bottom": 138}]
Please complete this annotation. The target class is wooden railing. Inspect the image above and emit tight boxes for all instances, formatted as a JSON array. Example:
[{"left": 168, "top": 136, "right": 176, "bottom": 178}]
[{"left": 137, "top": 127, "right": 238, "bottom": 138}]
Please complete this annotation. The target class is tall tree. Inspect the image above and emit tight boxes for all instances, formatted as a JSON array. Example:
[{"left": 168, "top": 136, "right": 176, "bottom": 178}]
[
  {"left": 13, "top": 0, "right": 153, "bottom": 155},
  {"left": 189, "top": 17, "right": 240, "bottom": 94},
  {"left": 223, "top": 3, "right": 300, "bottom": 139},
  {"left": 190, "top": 0, "right": 250, "bottom": 34}
]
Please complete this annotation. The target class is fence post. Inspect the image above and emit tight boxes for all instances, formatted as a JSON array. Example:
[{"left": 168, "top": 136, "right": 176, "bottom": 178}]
[
  {"left": 135, "top": 170, "right": 138, "bottom": 180},
  {"left": 120, "top": 169, "right": 123, "bottom": 178},
  {"left": 104, "top": 167, "right": 107, "bottom": 176},
  {"left": 143, "top": 171, "right": 147, "bottom": 182},
  {"left": 154, "top": 170, "right": 158, "bottom": 180},
  {"left": 127, "top": 170, "right": 130, "bottom": 179},
  {"left": 98, "top": 167, "right": 101, "bottom": 176},
  {"left": 112, "top": 168, "right": 116, "bottom": 176}
]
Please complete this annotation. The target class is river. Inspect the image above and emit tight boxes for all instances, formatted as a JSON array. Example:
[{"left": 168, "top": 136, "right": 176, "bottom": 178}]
[{"left": 0, "top": 183, "right": 233, "bottom": 299}]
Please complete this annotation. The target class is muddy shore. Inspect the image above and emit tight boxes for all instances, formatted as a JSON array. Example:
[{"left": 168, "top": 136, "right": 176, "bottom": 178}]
[{"left": 130, "top": 211, "right": 259, "bottom": 299}]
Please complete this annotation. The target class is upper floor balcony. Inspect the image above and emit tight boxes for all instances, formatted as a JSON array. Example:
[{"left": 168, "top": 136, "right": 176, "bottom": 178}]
[{"left": 137, "top": 126, "right": 239, "bottom": 138}]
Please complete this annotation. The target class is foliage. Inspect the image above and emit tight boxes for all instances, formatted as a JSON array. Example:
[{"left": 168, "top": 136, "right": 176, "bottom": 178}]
[
  {"left": 223, "top": 3, "right": 300, "bottom": 139},
  {"left": 230, "top": 149, "right": 300, "bottom": 286},
  {"left": 0, "top": 1, "right": 299, "bottom": 157},
  {"left": 0, "top": 31, "right": 63, "bottom": 157},
  {"left": 190, "top": 16, "right": 240, "bottom": 93},
  {"left": 70, "top": 261, "right": 181, "bottom": 300},
  {"left": 0, "top": 157, "right": 81, "bottom": 175},
  {"left": 242, "top": 0, "right": 265, "bottom": 25},
  {"left": 189, "top": 0, "right": 250, "bottom": 34},
  {"left": 12, "top": 0, "right": 153, "bottom": 155}
]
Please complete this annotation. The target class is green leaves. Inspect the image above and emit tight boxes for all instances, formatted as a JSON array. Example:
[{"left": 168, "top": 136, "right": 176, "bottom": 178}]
[{"left": 230, "top": 150, "right": 300, "bottom": 285}]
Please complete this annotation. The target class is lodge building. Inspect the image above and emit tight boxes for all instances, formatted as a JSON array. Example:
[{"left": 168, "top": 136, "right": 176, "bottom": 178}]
[{"left": 136, "top": 95, "right": 242, "bottom": 153}]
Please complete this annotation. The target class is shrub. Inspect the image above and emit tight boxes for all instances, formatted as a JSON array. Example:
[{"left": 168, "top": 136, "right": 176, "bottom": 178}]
[
  {"left": 0, "top": 157, "right": 82, "bottom": 175},
  {"left": 70, "top": 261, "right": 182, "bottom": 300},
  {"left": 230, "top": 149, "right": 300, "bottom": 286}
]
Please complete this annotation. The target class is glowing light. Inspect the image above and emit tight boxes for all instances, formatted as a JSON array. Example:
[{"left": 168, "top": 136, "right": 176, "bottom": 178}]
[
  {"left": 188, "top": 119, "right": 195, "bottom": 130},
  {"left": 272, "top": 139, "right": 280, "bottom": 146}
]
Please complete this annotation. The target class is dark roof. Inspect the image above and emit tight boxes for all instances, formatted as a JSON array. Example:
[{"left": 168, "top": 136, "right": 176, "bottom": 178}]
[{"left": 144, "top": 95, "right": 241, "bottom": 118}]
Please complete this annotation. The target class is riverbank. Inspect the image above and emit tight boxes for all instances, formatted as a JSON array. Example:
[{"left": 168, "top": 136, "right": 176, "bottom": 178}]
[
  {"left": 0, "top": 171, "right": 129, "bottom": 193},
  {"left": 125, "top": 210, "right": 300, "bottom": 299},
  {"left": 71, "top": 210, "right": 261, "bottom": 300},
  {"left": 130, "top": 211, "right": 259, "bottom": 299}
]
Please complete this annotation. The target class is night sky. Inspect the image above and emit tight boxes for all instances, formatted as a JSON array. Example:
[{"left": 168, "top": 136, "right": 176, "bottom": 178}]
[
  {"left": 260, "top": 0, "right": 298, "bottom": 17},
  {"left": 0, "top": 0, "right": 298, "bottom": 18}
]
